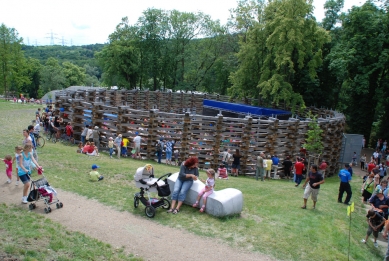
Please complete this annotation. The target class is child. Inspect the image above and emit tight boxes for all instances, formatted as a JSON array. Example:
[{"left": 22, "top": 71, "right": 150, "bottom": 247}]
[
  {"left": 13, "top": 146, "right": 22, "bottom": 185},
  {"left": 361, "top": 209, "right": 385, "bottom": 247},
  {"left": 108, "top": 137, "right": 114, "bottom": 158},
  {"left": 89, "top": 164, "right": 104, "bottom": 181},
  {"left": 218, "top": 164, "right": 228, "bottom": 180},
  {"left": 77, "top": 142, "right": 83, "bottom": 153},
  {"left": 19, "top": 144, "right": 41, "bottom": 203},
  {"left": 1, "top": 155, "right": 13, "bottom": 183},
  {"left": 192, "top": 169, "right": 215, "bottom": 213}
]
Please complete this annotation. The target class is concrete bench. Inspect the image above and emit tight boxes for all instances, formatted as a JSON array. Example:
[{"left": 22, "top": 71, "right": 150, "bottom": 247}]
[{"left": 167, "top": 173, "right": 243, "bottom": 217}]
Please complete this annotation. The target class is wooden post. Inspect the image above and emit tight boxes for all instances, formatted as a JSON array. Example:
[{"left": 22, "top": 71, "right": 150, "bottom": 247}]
[{"left": 241, "top": 116, "right": 253, "bottom": 175}]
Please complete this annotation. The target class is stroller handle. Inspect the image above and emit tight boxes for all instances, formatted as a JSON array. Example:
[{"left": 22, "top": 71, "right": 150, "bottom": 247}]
[{"left": 156, "top": 173, "right": 172, "bottom": 182}]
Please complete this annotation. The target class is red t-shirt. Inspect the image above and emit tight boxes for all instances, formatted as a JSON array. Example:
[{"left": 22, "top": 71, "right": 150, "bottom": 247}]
[
  {"left": 65, "top": 125, "right": 73, "bottom": 136},
  {"left": 319, "top": 162, "right": 327, "bottom": 170},
  {"left": 295, "top": 162, "right": 304, "bottom": 175},
  {"left": 368, "top": 163, "right": 376, "bottom": 173}
]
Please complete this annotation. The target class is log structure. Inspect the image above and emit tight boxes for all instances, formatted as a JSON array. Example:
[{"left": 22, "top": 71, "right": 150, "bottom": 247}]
[{"left": 55, "top": 90, "right": 345, "bottom": 177}]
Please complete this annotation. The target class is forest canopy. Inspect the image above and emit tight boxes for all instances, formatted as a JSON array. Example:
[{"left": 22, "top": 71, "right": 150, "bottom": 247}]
[{"left": 0, "top": 0, "right": 388, "bottom": 146}]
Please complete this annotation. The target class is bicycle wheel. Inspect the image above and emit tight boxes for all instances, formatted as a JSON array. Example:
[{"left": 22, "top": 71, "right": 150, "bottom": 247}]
[{"left": 36, "top": 136, "right": 45, "bottom": 148}]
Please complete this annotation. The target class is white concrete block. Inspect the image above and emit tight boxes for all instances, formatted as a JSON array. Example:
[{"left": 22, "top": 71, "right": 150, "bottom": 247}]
[{"left": 167, "top": 172, "right": 243, "bottom": 217}]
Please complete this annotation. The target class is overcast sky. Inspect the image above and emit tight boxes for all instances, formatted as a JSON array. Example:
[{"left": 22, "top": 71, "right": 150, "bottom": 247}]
[{"left": 1, "top": 0, "right": 366, "bottom": 46}]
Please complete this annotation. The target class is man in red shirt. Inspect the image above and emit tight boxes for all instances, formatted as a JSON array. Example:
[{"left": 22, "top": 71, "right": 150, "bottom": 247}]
[
  {"left": 65, "top": 122, "right": 73, "bottom": 137},
  {"left": 319, "top": 160, "right": 328, "bottom": 178},
  {"left": 367, "top": 161, "right": 376, "bottom": 174},
  {"left": 294, "top": 157, "right": 305, "bottom": 187}
]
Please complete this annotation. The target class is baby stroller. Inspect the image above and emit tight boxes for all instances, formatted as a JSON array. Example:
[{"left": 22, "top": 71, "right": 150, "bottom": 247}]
[
  {"left": 133, "top": 164, "right": 171, "bottom": 218},
  {"left": 27, "top": 173, "right": 63, "bottom": 214}
]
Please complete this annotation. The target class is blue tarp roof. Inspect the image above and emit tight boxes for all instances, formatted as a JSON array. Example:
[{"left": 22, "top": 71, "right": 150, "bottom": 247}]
[{"left": 203, "top": 99, "right": 290, "bottom": 117}]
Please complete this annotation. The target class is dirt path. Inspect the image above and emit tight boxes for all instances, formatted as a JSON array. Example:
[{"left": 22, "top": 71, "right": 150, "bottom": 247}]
[{"left": 0, "top": 173, "right": 273, "bottom": 261}]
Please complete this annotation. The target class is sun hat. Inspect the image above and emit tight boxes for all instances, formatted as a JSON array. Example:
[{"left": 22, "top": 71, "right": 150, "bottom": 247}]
[
  {"left": 91, "top": 164, "right": 99, "bottom": 169},
  {"left": 375, "top": 188, "right": 383, "bottom": 194},
  {"left": 109, "top": 137, "right": 113, "bottom": 140},
  {"left": 118, "top": 134, "right": 122, "bottom": 137},
  {"left": 94, "top": 126, "right": 99, "bottom": 129}
]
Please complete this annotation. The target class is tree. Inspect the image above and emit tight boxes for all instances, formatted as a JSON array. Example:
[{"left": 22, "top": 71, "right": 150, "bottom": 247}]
[
  {"left": 40, "top": 57, "right": 66, "bottom": 93},
  {"left": 20, "top": 57, "right": 41, "bottom": 98},
  {"left": 62, "top": 61, "right": 86, "bottom": 87},
  {"left": 303, "top": 115, "right": 324, "bottom": 156},
  {"left": 0, "top": 23, "right": 29, "bottom": 97}
]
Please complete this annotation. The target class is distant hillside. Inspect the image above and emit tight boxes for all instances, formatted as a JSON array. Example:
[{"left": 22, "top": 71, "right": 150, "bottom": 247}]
[{"left": 22, "top": 44, "right": 105, "bottom": 68}]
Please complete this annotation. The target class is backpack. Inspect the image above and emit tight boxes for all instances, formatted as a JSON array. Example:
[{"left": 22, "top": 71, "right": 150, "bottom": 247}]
[{"left": 156, "top": 142, "right": 162, "bottom": 152}]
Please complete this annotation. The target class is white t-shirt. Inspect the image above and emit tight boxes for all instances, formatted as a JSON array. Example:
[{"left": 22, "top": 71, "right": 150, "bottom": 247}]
[{"left": 133, "top": 135, "right": 141, "bottom": 145}]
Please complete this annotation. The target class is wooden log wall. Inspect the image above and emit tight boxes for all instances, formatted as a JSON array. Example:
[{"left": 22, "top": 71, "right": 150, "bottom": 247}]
[{"left": 55, "top": 90, "right": 345, "bottom": 176}]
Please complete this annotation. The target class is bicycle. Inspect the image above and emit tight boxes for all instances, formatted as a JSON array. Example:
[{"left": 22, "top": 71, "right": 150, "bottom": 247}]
[{"left": 33, "top": 133, "right": 46, "bottom": 148}]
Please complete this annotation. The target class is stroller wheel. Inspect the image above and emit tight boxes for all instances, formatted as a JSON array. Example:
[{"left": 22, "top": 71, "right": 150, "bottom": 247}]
[
  {"left": 56, "top": 203, "right": 60, "bottom": 209},
  {"left": 145, "top": 206, "right": 156, "bottom": 218},
  {"left": 134, "top": 197, "right": 139, "bottom": 208},
  {"left": 161, "top": 198, "right": 171, "bottom": 209},
  {"left": 29, "top": 204, "right": 34, "bottom": 210},
  {"left": 48, "top": 207, "right": 51, "bottom": 213},
  {"left": 59, "top": 202, "right": 63, "bottom": 208},
  {"left": 44, "top": 208, "right": 49, "bottom": 214}
]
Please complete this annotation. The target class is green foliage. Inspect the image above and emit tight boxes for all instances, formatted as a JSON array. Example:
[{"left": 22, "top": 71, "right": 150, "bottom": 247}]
[
  {"left": 0, "top": 23, "right": 30, "bottom": 96},
  {"left": 40, "top": 57, "right": 66, "bottom": 93},
  {"left": 303, "top": 114, "right": 324, "bottom": 155}
]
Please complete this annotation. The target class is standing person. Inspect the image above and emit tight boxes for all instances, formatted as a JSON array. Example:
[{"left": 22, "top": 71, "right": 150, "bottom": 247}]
[
  {"left": 361, "top": 209, "right": 385, "bottom": 248},
  {"left": 231, "top": 149, "right": 243, "bottom": 177},
  {"left": 0, "top": 155, "right": 13, "bottom": 184},
  {"left": 373, "top": 150, "right": 379, "bottom": 164},
  {"left": 369, "top": 188, "right": 389, "bottom": 219},
  {"left": 360, "top": 154, "right": 367, "bottom": 170},
  {"left": 121, "top": 136, "right": 129, "bottom": 157},
  {"left": 368, "top": 161, "right": 376, "bottom": 174},
  {"left": 167, "top": 157, "right": 199, "bottom": 214},
  {"left": 319, "top": 159, "right": 328, "bottom": 178},
  {"left": 347, "top": 163, "right": 353, "bottom": 177},
  {"left": 86, "top": 126, "right": 93, "bottom": 143},
  {"left": 256, "top": 152, "right": 265, "bottom": 181},
  {"left": 352, "top": 152, "right": 357, "bottom": 166},
  {"left": 27, "top": 125, "right": 38, "bottom": 161},
  {"left": 294, "top": 157, "right": 305, "bottom": 187},
  {"left": 301, "top": 164, "right": 325, "bottom": 209},
  {"left": 108, "top": 137, "right": 114, "bottom": 158},
  {"left": 81, "top": 125, "right": 89, "bottom": 145},
  {"left": 362, "top": 136, "right": 366, "bottom": 149},
  {"left": 114, "top": 134, "right": 122, "bottom": 159},
  {"left": 271, "top": 154, "right": 279, "bottom": 178},
  {"left": 65, "top": 122, "right": 73, "bottom": 142},
  {"left": 156, "top": 137, "right": 164, "bottom": 164},
  {"left": 22, "top": 129, "right": 32, "bottom": 147},
  {"left": 92, "top": 126, "right": 100, "bottom": 149},
  {"left": 192, "top": 169, "right": 216, "bottom": 213},
  {"left": 133, "top": 132, "right": 142, "bottom": 159},
  {"left": 282, "top": 156, "right": 293, "bottom": 180},
  {"left": 362, "top": 173, "right": 375, "bottom": 203},
  {"left": 13, "top": 146, "right": 22, "bottom": 185},
  {"left": 264, "top": 155, "right": 273, "bottom": 180},
  {"left": 165, "top": 139, "right": 173, "bottom": 165},
  {"left": 18, "top": 145, "right": 41, "bottom": 204},
  {"left": 338, "top": 164, "right": 352, "bottom": 205}
]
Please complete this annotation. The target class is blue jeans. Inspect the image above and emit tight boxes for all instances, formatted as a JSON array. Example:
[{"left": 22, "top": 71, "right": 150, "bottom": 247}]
[
  {"left": 109, "top": 148, "right": 114, "bottom": 156},
  {"left": 295, "top": 175, "right": 303, "bottom": 185},
  {"left": 81, "top": 135, "right": 86, "bottom": 145},
  {"left": 157, "top": 151, "right": 162, "bottom": 163},
  {"left": 171, "top": 178, "right": 193, "bottom": 202}
]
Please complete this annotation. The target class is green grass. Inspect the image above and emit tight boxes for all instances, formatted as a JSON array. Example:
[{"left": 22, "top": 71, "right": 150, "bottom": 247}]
[
  {"left": 0, "top": 102, "right": 385, "bottom": 261},
  {"left": 0, "top": 203, "right": 141, "bottom": 261}
]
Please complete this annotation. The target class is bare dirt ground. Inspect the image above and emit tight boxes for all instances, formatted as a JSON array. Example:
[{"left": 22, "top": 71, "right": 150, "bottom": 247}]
[{"left": 0, "top": 172, "right": 273, "bottom": 261}]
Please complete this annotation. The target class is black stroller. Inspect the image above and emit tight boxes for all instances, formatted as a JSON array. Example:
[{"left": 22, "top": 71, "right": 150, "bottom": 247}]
[
  {"left": 28, "top": 174, "right": 63, "bottom": 214},
  {"left": 133, "top": 164, "right": 171, "bottom": 218}
]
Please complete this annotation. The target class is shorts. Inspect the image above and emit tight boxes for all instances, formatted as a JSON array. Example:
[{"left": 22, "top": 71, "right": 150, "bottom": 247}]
[
  {"left": 303, "top": 184, "right": 320, "bottom": 201},
  {"left": 135, "top": 144, "right": 141, "bottom": 153},
  {"left": 19, "top": 174, "right": 30, "bottom": 184},
  {"left": 367, "top": 225, "right": 380, "bottom": 238},
  {"left": 166, "top": 150, "right": 172, "bottom": 160},
  {"left": 231, "top": 164, "right": 240, "bottom": 170}
]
